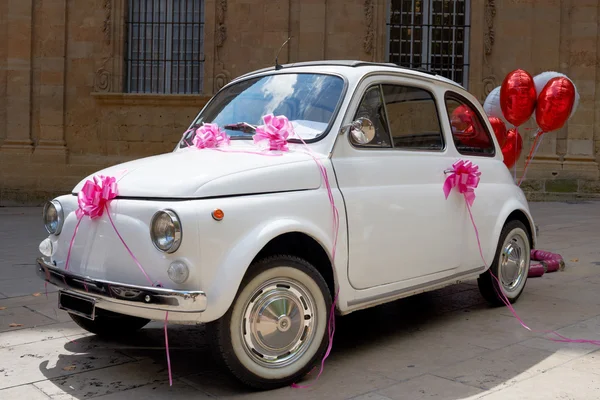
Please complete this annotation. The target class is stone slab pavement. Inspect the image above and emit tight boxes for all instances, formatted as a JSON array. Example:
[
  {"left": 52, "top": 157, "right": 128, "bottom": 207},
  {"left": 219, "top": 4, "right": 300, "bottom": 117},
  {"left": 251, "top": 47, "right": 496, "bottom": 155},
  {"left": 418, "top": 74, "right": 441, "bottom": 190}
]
[{"left": 1, "top": 202, "right": 600, "bottom": 399}]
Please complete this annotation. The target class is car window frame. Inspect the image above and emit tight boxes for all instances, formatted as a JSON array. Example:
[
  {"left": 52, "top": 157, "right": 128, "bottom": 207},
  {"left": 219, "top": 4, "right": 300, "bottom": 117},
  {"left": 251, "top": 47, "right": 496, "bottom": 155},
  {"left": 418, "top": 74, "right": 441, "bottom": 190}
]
[
  {"left": 178, "top": 71, "right": 349, "bottom": 149},
  {"left": 348, "top": 78, "right": 447, "bottom": 153},
  {"left": 380, "top": 83, "right": 446, "bottom": 153},
  {"left": 444, "top": 89, "right": 497, "bottom": 158},
  {"left": 349, "top": 83, "right": 394, "bottom": 149}
]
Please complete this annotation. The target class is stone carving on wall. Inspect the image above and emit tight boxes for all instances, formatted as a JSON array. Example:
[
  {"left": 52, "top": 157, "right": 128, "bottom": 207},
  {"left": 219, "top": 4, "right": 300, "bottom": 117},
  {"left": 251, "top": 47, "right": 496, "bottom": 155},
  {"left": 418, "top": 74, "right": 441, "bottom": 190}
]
[
  {"left": 214, "top": 70, "right": 231, "bottom": 92},
  {"left": 103, "top": 0, "right": 112, "bottom": 45},
  {"left": 481, "top": 0, "right": 497, "bottom": 102},
  {"left": 484, "top": 0, "right": 496, "bottom": 57},
  {"left": 95, "top": 0, "right": 114, "bottom": 92},
  {"left": 213, "top": 0, "right": 229, "bottom": 93},
  {"left": 363, "top": 0, "right": 374, "bottom": 55},
  {"left": 216, "top": 0, "right": 228, "bottom": 48},
  {"left": 482, "top": 75, "right": 497, "bottom": 98}
]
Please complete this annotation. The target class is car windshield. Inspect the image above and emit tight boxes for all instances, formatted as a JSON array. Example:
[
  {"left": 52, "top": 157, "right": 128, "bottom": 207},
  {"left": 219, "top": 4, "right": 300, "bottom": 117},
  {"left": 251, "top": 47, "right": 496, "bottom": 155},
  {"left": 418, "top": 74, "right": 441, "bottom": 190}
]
[{"left": 179, "top": 73, "right": 345, "bottom": 147}]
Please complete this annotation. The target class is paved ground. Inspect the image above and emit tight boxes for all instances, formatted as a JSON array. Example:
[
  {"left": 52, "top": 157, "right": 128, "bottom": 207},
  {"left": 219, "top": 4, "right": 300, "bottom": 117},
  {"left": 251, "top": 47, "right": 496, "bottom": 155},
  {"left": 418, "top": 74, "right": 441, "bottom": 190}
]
[{"left": 1, "top": 202, "right": 600, "bottom": 399}]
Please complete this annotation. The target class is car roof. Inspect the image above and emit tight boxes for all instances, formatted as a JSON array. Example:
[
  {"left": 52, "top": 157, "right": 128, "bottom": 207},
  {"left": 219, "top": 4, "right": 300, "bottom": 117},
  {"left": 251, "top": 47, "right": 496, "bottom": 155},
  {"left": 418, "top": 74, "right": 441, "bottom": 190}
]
[{"left": 233, "top": 60, "right": 465, "bottom": 90}]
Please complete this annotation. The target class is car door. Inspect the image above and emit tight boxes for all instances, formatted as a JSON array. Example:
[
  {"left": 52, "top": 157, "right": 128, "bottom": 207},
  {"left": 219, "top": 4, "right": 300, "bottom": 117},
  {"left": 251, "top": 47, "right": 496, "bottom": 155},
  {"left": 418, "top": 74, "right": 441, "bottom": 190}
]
[
  {"left": 442, "top": 89, "right": 509, "bottom": 271},
  {"left": 331, "top": 75, "right": 463, "bottom": 290}
]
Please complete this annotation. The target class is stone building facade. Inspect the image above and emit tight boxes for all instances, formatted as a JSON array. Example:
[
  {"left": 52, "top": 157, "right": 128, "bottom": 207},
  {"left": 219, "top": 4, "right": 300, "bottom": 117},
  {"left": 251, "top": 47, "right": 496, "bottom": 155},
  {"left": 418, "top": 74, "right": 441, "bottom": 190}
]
[{"left": 0, "top": 0, "right": 599, "bottom": 205}]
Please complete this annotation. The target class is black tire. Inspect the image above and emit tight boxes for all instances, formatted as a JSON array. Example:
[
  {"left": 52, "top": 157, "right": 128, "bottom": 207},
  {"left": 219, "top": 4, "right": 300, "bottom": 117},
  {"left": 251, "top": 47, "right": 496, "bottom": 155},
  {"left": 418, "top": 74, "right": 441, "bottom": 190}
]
[
  {"left": 206, "top": 255, "right": 333, "bottom": 390},
  {"left": 69, "top": 309, "right": 150, "bottom": 338},
  {"left": 478, "top": 219, "right": 531, "bottom": 307}
]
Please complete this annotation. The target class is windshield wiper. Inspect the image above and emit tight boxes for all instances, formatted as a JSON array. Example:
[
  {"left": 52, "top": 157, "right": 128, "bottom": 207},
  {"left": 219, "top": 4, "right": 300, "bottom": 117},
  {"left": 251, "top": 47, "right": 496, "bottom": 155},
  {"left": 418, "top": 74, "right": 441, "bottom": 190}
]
[{"left": 223, "top": 122, "right": 256, "bottom": 134}]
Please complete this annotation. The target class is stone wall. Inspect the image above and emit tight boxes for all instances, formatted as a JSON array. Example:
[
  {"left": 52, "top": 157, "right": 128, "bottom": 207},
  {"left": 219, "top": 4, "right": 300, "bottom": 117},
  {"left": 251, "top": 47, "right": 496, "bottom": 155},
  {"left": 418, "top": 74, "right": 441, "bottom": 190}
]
[{"left": 1, "top": 0, "right": 600, "bottom": 205}]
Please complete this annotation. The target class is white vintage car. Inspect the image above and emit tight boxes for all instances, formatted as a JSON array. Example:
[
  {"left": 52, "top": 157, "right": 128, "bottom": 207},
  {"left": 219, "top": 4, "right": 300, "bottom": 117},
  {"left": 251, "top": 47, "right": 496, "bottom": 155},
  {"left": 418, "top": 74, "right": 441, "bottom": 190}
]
[{"left": 37, "top": 60, "right": 536, "bottom": 389}]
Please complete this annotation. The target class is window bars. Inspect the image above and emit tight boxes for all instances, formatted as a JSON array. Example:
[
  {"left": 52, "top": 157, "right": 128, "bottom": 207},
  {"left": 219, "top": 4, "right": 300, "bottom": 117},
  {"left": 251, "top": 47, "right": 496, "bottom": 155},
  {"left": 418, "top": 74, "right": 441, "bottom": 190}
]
[
  {"left": 387, "top": 0, "right": 471, "bottom": 87},
  {"left": 125, "top": 0, "right": 205, "bottom": 94}
]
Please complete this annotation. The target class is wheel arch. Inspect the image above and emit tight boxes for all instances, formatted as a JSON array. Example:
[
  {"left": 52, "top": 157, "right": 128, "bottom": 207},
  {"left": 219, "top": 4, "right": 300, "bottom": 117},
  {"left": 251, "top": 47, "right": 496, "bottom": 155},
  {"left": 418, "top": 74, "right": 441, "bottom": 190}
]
[
  {"left": 505, "top": 208, "right": 536, "bottom": 248},
  {"left": 203, "top": 219, "right": 339, "bottom": 323},
  {"left": 251, "top": 232, "right": 336, "bottom": 298}
]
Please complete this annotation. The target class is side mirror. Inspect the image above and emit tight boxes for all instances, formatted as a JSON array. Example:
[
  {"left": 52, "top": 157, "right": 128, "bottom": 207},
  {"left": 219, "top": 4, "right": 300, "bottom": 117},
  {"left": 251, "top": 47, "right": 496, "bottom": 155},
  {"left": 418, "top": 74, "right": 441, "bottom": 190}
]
[{"left": 348, "top": 117, "right": 376, "bottom": 145}]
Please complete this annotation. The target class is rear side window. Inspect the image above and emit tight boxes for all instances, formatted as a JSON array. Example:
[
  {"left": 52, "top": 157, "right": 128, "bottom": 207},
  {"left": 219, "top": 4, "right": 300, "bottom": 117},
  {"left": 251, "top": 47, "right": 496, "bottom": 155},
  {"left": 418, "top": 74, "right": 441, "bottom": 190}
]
[{"left": 445, "top": 94, "right": 495, "bottom": 156}]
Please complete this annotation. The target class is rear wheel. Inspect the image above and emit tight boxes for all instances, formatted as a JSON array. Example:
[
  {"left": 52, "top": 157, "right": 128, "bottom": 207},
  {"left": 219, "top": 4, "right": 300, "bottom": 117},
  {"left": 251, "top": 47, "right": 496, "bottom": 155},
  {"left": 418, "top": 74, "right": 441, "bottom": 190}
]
[
  {"left": 478, "top": 220, "right": 531, "bottom": 306},
  {"left": 207, "top": 255, "right": 332, "bottom": 390},
  {"left": 69, "top": 310, "right": 150, "bottom": 338}
]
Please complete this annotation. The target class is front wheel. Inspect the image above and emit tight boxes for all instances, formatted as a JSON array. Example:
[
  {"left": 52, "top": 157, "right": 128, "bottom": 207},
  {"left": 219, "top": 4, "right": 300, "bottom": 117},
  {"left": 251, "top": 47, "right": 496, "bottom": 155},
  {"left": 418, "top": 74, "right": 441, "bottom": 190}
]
[
  {"left": 207, "top": 255, "right": 333, "bottom": 390},
  {"left": 478, "top": 220, "right": 531, "bottom": 307}
]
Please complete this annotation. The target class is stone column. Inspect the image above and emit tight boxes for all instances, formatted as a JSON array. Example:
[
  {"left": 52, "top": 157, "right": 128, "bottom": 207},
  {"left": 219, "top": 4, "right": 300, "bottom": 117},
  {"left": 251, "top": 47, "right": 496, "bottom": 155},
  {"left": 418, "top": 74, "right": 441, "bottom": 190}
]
[
  {"left": 561, "top": 0, "right": 599, "bottom": 180},
  {"left": 31, "top": 0, "right": 68, "bottom": 163},
  {"left": 0, "top": 0, "right": 34, "bottom": 154}
]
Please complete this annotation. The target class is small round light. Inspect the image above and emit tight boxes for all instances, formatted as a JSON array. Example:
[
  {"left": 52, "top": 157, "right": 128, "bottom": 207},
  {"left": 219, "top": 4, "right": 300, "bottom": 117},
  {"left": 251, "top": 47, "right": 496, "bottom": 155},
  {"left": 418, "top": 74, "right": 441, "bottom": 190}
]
[
  {"left": 212, "top": 209, "right": 224, "bottom": 221},
  {"left": 43, "top": 200, "right": 64, "bottom": 235},
  {"left": 168, "top": 261, "right": 190, "bottom": 284},
  {"left": 39, "top": 238, "right": 54, "bottom": 257},
  {"left": 150, "top": 209, "right": 182, "bottom": 253}
]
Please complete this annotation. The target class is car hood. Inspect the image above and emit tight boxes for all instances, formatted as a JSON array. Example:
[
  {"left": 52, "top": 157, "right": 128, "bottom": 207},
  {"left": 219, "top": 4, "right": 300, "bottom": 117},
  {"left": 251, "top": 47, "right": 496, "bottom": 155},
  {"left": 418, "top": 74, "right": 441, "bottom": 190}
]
[{"left": 72, "top": 145, "right": 325, "bottom": 198}]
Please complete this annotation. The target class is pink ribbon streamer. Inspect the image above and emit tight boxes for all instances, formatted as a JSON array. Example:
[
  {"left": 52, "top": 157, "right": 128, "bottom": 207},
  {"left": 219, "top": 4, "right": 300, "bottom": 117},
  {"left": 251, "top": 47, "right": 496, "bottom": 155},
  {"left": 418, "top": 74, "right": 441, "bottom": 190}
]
[
  {"left": 445, "top": 160, "right": 600, "bottom": 348},
  {"left": 281, "top": 117, "right": 340, "bottom": 388},
  {"left": 63, "top": 174, "right": 173, "bottom": 386},
  {"left": 443, "top": 159, "right": 481, "bottom": 207}
]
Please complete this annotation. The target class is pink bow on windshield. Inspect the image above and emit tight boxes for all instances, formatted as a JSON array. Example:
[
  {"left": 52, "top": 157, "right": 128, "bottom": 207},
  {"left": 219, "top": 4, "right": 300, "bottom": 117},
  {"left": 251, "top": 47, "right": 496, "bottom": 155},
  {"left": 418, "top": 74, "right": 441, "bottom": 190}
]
[
  {"left": 192, "top": 123, "right": 230, "bottom": 149},
  {"left": 443, "top": 159, "right": 481, "bottom": 206},
  {"left": 254, "top": 113, "right": 293, "bottom": 151},
  {"left": 76, "top": 175, "right": 118, "bottom": 220}
]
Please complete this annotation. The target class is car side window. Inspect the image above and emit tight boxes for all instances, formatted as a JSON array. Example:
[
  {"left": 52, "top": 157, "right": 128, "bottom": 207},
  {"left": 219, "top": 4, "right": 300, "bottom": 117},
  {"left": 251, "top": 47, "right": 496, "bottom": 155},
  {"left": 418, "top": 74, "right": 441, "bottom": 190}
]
[
  {"left": 445, "top": 95, "right": 495, "bottom": 156},
  {"left": 382, "top": 84, "right": 444, "bottom": 151},
  {"left": 351, "top": 85, "right": 393, "bottom": 148}
]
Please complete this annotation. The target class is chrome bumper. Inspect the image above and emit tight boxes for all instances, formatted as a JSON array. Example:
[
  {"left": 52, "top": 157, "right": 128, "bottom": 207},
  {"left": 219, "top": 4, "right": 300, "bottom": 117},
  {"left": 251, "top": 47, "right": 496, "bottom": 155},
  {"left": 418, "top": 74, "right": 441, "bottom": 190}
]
[{"left": 36, "top": 257, "right": 207, "bottom": 314}]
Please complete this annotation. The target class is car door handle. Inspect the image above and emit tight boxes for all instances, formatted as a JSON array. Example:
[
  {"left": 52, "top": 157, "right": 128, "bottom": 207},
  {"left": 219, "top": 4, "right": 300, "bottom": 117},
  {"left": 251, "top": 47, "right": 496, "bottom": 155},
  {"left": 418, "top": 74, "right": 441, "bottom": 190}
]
[{"left": 443, "top": 169, "right": 454, "bottom": 175}]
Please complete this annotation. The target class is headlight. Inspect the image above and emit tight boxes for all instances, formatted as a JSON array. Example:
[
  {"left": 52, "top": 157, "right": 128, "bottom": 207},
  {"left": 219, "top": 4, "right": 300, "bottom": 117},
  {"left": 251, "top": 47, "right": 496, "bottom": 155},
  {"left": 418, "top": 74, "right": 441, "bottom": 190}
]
[
  {"left": 43, "top": 200, "right": 64, "bottom": 235},
  {"left": 150, "top": 210, "right": 182, "bottom": 253}
]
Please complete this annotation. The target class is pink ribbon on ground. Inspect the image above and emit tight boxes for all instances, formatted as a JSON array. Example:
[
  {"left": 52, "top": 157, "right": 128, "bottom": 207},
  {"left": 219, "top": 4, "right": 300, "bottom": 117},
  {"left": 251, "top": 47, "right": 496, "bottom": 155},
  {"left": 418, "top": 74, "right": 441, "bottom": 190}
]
[
  {"left": 444, "top": 160, "right": 600, "bottom": 349},
  {"left": 63, "top": 174, "right": 174, "bottom": 386},
  {"left": 253, "top": 113, "right": 292, "bottom": 151},
  {"left": 443, "top": 159, "right": 481, "bottom": 206}
]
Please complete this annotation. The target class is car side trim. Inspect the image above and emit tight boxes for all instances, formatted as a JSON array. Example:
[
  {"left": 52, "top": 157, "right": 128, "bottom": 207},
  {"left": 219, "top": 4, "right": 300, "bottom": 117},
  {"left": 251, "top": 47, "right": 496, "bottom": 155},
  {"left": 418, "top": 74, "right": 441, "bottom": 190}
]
[{"left": 347, "top": 266, "right": 485, "bottom": 307}]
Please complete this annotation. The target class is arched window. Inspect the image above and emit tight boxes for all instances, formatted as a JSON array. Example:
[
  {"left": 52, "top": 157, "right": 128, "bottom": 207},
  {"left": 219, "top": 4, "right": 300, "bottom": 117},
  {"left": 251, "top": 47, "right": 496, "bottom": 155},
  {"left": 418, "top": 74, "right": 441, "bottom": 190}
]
[
  {"left": 125, "top": 0, "right": 205, "bottom": 94},
  {"left": 386, "top": 0, "right": 470, "bottom": 87}
]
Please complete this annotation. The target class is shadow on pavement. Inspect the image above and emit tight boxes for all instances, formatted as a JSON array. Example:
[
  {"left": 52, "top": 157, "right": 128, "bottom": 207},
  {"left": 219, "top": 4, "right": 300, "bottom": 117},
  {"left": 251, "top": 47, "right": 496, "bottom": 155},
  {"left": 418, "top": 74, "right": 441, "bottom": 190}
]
[{"left": 36, "top": 285, "right": 563, "bottom": 399}]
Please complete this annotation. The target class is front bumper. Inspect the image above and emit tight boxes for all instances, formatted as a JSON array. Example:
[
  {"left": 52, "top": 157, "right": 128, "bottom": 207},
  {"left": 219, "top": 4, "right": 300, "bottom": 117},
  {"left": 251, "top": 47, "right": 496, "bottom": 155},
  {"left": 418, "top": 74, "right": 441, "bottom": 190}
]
[{"left": 36, "top": 257, "right": 207, "bottom": 323}]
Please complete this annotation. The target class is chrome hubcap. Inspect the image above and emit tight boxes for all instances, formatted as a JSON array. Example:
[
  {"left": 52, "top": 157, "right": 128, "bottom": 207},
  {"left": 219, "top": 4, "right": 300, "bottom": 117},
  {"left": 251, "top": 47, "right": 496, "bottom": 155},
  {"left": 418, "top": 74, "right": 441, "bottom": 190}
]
[
  {"left": 241, "top": 278, "right": 316, "bottom": 368},
  {"left": 500, "top": 233, "right": 527, "bottom": 292}
]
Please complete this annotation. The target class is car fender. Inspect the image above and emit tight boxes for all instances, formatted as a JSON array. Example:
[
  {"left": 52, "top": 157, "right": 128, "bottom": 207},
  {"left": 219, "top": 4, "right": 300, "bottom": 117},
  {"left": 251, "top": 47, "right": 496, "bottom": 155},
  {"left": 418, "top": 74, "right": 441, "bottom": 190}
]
[
  {"left": 201, "top": 216, "right": 336, "bottom": 322},
  {"left": 485, "top": 194, "right": 536, "bottom": 268}
]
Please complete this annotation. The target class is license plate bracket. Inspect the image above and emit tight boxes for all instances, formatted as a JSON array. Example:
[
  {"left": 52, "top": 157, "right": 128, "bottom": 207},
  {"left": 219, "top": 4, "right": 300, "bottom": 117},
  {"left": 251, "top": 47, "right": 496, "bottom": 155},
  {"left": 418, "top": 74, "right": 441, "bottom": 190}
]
[{"left": 58, "top": 291, "right": 96, "bottom": 320}]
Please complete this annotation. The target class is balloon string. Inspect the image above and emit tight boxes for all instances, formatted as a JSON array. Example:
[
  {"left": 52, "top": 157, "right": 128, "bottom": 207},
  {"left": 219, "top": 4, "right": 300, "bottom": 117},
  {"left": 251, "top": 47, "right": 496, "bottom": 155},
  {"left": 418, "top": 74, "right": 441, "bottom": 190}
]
[
  {"left": 518, "top": 130, "right": 543, "bottom": 187},
  {"left": 513, "top": 127, "right": 518, "bottom": 181}
]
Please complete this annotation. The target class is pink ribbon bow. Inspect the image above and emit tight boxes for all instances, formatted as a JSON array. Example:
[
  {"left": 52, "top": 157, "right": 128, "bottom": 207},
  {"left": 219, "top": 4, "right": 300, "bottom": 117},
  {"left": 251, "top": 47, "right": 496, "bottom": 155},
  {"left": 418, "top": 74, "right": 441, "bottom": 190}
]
[
  {"left": 253, "top": 113, "right": 292, "bottom": 151},
  {"left": 192, "top": 123, "right": 230, "bottom": 149},
  {"left": 76, "top": 175, "right": 118, "bottom": 220},
  {"left": 443, "top": 159, "right": 481, "bottom": 206}
]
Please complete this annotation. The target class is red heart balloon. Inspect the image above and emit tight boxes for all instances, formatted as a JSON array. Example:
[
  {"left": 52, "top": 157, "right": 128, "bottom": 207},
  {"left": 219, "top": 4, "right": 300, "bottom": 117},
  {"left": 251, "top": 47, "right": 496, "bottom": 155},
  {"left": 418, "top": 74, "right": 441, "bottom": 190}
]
[
  {"left": 488, "top": 116, "right": 508, "bottom": 147},
  {"left": 500, "top": 69, "right": 537, "bottom": 127},
  {"left": 501, "top": 128, "right": 523, "bottom": 169},
  {"left": 535, "top": 77, "right": 576, "bottom": 132}
]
